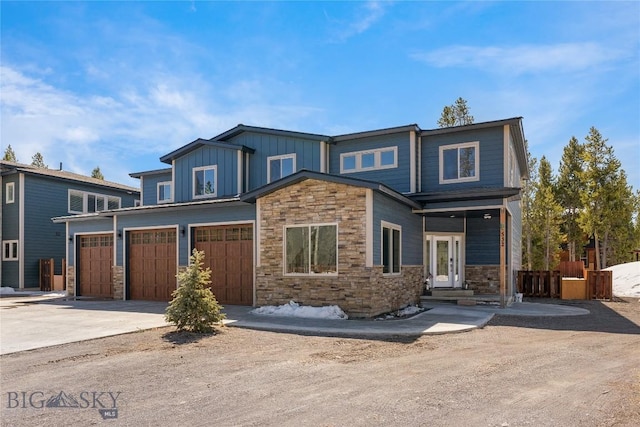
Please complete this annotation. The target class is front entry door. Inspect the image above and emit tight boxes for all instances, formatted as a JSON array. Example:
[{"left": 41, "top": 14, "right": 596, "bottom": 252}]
[{"left": 426, "top": 235, "right": 462, "bottom": 288}]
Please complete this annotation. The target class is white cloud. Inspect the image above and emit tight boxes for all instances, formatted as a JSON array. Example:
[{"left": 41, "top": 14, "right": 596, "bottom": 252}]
[
  {"left": 329, "top": 1, "right": 388, "bottom": 42},
  {"left": 411, "top": 43, "right": 626, "bottom": 75}
]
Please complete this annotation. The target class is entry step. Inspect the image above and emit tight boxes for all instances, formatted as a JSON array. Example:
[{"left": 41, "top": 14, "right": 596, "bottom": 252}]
[{"left": 427, "top": 289, "right": 474, "bottom": 298}]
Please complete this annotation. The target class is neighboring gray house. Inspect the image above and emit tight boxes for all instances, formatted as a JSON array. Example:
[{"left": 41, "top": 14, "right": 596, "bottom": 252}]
[
  {"left": 54, "top": 118, "right": 528, "bottom": 317},
  {"left": 1, "top": 161, "right": 140, "bottom": 288}
]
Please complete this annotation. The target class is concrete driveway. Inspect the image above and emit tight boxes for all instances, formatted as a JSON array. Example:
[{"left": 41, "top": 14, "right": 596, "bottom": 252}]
[{"left": 0, "top": 296, "right": 170, "bottom": 355}]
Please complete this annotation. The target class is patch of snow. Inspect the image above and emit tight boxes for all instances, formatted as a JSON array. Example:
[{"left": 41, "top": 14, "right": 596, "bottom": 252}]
[
  {"left": 0, "top": 287, "right": 16, "bottom": 294},
  {"left": 251, "top": 301, "right": 348, "bottom": 320},
  {"left": 375, "top": 305, "right": 424, "bottom": 320},
  {"left": 603, "top": 261, "right": 640, "bottom": 298}
]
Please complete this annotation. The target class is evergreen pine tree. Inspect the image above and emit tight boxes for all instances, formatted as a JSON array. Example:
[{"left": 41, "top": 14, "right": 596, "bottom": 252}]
[
  {"left": 3, "top": 145, "right": 18, "bottom": 162},
  {"left": 165, "top": 249, "right": 225, "bottom": 333}
]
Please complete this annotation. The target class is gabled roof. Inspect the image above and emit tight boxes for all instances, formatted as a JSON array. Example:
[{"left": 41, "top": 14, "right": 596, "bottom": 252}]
[
  {"left": 421, "top": 117, "right": 529, "bottom": 180},
  {"left": 332, "top": 124, "right": 421, "bottom": 142},
  {"left": 212, "top": 124, "right": 330, "bottom": 142},
  {"left": 240, "top": 169, "right": 421, "bottom": 209},
  {"left": 129, "top": 167, "right": 172, "bottom": 179},
  {"left": 159, "top": 138, "right": 255, "bottom": 164},
  {"left": 0, "top": 160, "right": 139, "bottom": 193}
]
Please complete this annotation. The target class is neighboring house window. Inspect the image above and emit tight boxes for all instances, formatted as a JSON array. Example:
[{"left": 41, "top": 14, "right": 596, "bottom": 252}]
[
  {"left": 285, "top": 224, "right": 337, "bottom": 275},
  {"left": 68, "top": 190, "right": 121, "bottom": 214},
  {"left": 340, "top": 146, "right": 397, "bottom": 173},
  {"left": 5, "top": 182, "right": 15, "bottom": 204},
  {"left": 193, "top": 166, "right": 217, "bottom": 198},
  {"left": 381, "top": 222, "right": 401, "bottom": 274},
  {"left": 134, "top": 199, "right": 141, "bottom": 207},
  {"left": 2, "top": 240, "right": 18, "bottom": 261},
  {"left": 157, "top": 181, "right": 172, "bottom": 203},
  {"left": 439, "top": 141, "right": 479, "bottom": 184},
  {"left": 268, "top": 154, "right": 296, "bottom": 183}
]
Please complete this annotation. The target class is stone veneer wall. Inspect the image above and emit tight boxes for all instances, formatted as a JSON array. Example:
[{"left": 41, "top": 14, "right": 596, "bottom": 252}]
[
  {"left": 256, "top": 179, "right": 423, "bottom": 318},
  {"left": 113, "top": 266, "right": 124, "bottom": 300},
  {"left": 465, "top": 265, "right": 503, "bottom": 294},
  {"left": 66, "top": 265, "right": 75, "bottom": 296}
]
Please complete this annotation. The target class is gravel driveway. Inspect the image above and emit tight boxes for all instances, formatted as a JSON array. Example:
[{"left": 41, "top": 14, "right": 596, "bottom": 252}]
[{"left": 1, "top": 298, "right": 639, "bottom": 426}]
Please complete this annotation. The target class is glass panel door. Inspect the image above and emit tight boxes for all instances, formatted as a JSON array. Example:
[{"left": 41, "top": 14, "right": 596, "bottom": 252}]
[{"left": 434, "top": 237, "right": 451, "bottom": 287}]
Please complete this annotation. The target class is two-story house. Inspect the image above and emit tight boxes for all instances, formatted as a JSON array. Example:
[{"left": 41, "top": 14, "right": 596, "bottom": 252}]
[
  {"left": 53, "top": 117, "right": 528, "bottom": 317},
  {"left": 1, "top": 161, "right": 140, "bottom": 289}
]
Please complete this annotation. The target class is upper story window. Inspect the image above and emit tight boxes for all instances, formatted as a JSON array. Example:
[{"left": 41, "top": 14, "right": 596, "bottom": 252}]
[
  {"left": 2, "top": 240, "right": 18, "bottom": 261},
  {"left": 157, "top": 181, "right": 172, "bottom": 203},
  {"left": 439, "top": 141, "right": 479, "bottom": 184},
  {"left": 381, "top": 221, "right": 401, "bottom": 274},
  {"left": 193, "top": 165, "right": 217, "bottom": 198},
  {"left": 68, "top": 190, "right": 121, "bottom": 214},
  {"left": 340, "top": 146, "right": 397, "bottom": 173},
  {"left": 268, "top": 154, "right": 296, "bottom": 183},
  {"left": 285, "top": 224, "right": 338, "bottom": 275},
  {"left": 5, "top": 182, "right": 15, "bottom": 204}
]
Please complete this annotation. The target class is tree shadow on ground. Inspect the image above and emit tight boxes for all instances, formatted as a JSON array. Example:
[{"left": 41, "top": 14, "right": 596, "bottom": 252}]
[
  {"left": 490, "top": 297, "right": 640, "bottom": 335},
  {"left": 162, "top": 329, "right": 222, "bottom": 345}
]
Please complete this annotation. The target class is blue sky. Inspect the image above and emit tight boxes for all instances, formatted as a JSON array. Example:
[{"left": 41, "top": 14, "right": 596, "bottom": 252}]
[{"left": 1, "top": 1, "right": 639, "bottom": 189}]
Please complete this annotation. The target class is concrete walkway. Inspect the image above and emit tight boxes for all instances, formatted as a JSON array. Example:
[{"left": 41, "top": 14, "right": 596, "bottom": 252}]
[{"left": 0, "top": 293, "right": 589, "bottom": 355}]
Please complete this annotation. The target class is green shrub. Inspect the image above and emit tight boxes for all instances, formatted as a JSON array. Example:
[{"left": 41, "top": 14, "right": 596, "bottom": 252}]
[{"left": 165, "top": 249, "right": 225, "bottom": 333}]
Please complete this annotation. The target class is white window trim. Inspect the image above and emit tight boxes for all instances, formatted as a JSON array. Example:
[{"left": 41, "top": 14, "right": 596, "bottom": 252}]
[
  {"left": 340, "top": 146, "right": 398, "bottom": 173},
  {"left": 68, "top": 189, "right": 121, "bottom": 214},
  {"left": 267, "top": 153, "right": 296, "bottom": 183},
  {"left": 157, "top": 181, "right": 173, "bottom": 203},
  {"left": 381, "top": 221, "right": 401, "bottom": 275},
  {"left": 5, "top": 182, "right": 15, "bottom": 204},
  {"left": 2, "top": 240, "right": 19, "bottom": 261},
  {"left": 192, "top": 165, "right": 218, "bottom": 199},
  {"left": 283, "top": 223, "right": 338, "bottom": 276},
  {"left": 438, "top": 141, "right": 480, "bottom": 184}
]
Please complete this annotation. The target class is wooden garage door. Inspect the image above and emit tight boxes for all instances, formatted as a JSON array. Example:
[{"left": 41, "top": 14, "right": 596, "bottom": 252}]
[
  {"left": 79, "top": 234, "right": 113, "bottom": 298},
  {"left": 129, "top": 229, "right": 177, "bottom": 301},
  {"left": 194, "top": 224, "right": 253, "bottom": 305}
]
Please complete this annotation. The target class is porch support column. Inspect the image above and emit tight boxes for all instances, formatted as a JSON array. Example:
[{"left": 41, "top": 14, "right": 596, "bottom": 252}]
[{"left": 500, "top": 207, "right": 506, "bottom": 308}]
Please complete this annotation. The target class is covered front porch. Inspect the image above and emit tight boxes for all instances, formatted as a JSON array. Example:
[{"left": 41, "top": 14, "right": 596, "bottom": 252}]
[{"left": 417, "top": 205, "right": 518, "bottom": 307}]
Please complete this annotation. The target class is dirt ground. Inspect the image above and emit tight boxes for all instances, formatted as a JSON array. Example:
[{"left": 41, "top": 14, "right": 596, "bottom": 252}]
[{"left": 1, "top": 298, "right": 639, "bottom": 427}]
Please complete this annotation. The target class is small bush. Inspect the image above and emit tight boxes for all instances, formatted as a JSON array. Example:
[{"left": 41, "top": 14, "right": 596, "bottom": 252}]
[{"left": 165, "top": 249, "right": 225, "bottom": 333}]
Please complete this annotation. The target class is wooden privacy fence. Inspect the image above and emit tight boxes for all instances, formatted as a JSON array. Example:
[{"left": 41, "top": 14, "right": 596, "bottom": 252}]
[
  {"left": 39, "top": 259, "right": 66, "bottom": 291},
  {"left": 517, "top": 270, "right": 561, "bottom": 298},
  {"left": 586, "top": 270, "right": 613, "bottom": 300},
  {"left": 517, "top": 269, "right": 612, "bottom": 300}
]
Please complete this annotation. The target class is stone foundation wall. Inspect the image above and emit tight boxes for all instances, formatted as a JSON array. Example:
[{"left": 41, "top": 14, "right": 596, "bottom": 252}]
[
  {"left": 113, "top": 266, "right": 124, "bottom": 300},
  {"left": 256, "top": 179, "right": 423, "bottom": 318},
  {"left": 465, "top": 265, "right": 501, "bottom": 294},
  {"left": 66, "top": 266, "right": 75, "bottom": 296}
]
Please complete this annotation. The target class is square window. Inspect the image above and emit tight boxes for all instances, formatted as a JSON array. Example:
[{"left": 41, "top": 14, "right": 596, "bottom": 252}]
[
  {"left": 342, "top": 155, "right": 356, "bottom": 171},
  {"left": 193, "top": 166, "right": 217, "bottom": 198},
  {"left": 439, "top": 142, "right": 479, "bottom": 184},
  {"left": 268, "top": 154, "right": 296, "bottom": 183},
  {"left": 361, "top": 152, "right": 375, "bottom": 169},
  {"left": 158, "top": 182, "right": 172, "bottom": 203},
  {"left": 2, "top": 240, "right": 18, "bottom": 261},
  {"left": 380, "top": 150, "right": 395, "bottom": 166},
  {"left": 285, "top": 224, "right": 337, "bottom": 275}
]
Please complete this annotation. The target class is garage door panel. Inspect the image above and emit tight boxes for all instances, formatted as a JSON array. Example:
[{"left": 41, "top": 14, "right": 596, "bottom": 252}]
[
  {"left": 79, "top": 234, "right": 114, "bottom": 298},
  {"left": 194, "top": 224, "right": 253, "bottom": 305},
  {"left": 129, "top": 229, "right": 177, "bottom": 301}
]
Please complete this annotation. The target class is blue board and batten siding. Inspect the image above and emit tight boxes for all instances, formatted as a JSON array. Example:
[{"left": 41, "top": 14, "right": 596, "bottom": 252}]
[
  {"left": 329, "top": 132, "right": 412, "bottom": 194},
  {"left": 372, "top": 192, "right": 423, "bottom": 266},
  {"left": 174, "top": 146, "right": 239, "bottom": 202},
  {"left": 141, "top": 171, "right": 172, "bottom": 206},
  {"left": 228, "top": 132, "right": 322, "bottom": 192},
  {"left": 1, "top": 174, "right": 20, "bottom": 286},
  {"left": 465, "top": 216, "right": 500, "bottom": 265},
  {"left": 421, "top": 127, "right": 505, "bottom": 192}
]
